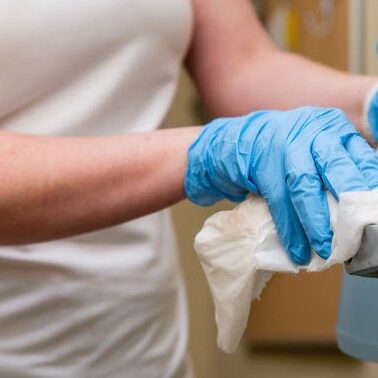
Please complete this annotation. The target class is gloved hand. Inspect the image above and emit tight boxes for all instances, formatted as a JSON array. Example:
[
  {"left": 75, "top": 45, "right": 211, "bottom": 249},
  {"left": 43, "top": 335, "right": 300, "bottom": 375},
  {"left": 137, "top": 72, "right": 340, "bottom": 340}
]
[
  {"left": 365, "top": 83, "right": 378, "bottom": 141},
  {"left": 185, "top": 107, "right": 378, "bottom": 265},
  {"left": 364, "top": 44, "right": 378, "bottom": 141}
]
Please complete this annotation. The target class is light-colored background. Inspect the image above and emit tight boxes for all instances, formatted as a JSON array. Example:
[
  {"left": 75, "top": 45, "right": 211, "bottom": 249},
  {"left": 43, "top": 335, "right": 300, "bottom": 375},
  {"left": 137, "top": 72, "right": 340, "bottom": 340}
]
[
  {"left": 167, "top": 1, "right": 378, "bottom": 377},
  {"left": 365, "top": 0, "right": 378, "bottom": 74}
]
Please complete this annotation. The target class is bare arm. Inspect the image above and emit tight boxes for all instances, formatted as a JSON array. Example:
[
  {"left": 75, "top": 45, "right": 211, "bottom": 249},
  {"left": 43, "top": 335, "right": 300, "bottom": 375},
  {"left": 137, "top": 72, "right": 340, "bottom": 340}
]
[
  {"left": 187, "top": 0, "right": 377, "bottom": 140},
  {"left": 0, "top": 127, "right": 200, "bottom": 245},
  {"left": 2, "top": 0, "right": 376, "bottom": 245}
]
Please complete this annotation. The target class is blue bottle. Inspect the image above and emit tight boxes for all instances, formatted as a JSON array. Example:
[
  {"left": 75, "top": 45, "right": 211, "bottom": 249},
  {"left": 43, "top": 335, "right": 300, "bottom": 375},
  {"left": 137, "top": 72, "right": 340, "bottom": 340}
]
[{"left": 337, "top": 271, "right": 378, "bottom": 361}]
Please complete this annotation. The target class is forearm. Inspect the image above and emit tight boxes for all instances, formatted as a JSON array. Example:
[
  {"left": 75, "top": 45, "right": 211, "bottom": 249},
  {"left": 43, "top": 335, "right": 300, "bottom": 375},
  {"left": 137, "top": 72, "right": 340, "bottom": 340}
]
[
  {"left": 187, "top": 0, "right": 377, "bottom": 141},
  {"left": 202, "top": 50, "right": 376, "bottom": 137},
  {"left": 0, "top": 127, "right": 200, "bottom": 245}
]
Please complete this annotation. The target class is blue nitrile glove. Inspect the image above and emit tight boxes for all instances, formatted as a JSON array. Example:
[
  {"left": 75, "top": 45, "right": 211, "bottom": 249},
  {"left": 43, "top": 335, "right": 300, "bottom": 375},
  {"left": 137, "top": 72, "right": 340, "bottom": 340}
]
[
  {"left": 185, "top": 107, "right": 378, "bottom": 265},
  {"left": 365, "top": 45, "right": 378, "bottom": 141},
  {"left": 366, "top": 84, "right": 378, "bottom": 142}
]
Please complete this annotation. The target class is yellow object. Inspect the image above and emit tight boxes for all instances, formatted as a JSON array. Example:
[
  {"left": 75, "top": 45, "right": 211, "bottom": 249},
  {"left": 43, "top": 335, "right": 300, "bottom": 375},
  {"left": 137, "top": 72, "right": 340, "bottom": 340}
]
[{"left": 285, "top": 6, "right": 299, "bottom": 51}]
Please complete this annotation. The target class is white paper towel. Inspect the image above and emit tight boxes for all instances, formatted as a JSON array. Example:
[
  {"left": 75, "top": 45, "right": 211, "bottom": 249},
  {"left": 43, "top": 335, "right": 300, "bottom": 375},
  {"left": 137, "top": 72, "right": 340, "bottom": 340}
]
[{"left": 194, "top": 191, "right": 378, "bottom": 353}]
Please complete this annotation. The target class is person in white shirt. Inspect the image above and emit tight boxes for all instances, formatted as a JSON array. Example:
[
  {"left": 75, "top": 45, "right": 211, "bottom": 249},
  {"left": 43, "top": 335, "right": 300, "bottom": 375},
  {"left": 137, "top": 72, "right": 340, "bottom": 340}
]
[{"left": 0, "top": 1, "right": 377, "bottom": 376}]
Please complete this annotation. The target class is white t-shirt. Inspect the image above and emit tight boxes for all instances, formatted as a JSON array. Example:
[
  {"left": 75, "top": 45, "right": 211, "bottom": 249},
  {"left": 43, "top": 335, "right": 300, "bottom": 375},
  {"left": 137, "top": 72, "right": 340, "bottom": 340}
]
[{"left": 0, "top": 1, "right": 193, "bottom": 377}]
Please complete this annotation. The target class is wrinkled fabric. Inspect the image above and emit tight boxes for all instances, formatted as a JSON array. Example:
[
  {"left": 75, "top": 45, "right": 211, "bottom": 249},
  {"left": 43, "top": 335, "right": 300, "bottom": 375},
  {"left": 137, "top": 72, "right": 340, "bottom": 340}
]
[{"left": 195, "top": 190, "right": 378, "bottom": 354}]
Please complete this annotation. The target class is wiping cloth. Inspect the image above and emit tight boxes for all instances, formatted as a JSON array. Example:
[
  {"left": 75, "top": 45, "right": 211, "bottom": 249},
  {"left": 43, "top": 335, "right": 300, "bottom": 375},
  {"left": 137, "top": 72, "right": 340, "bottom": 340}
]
[{"left": 194, "top": 191, "right": 378, "bottom": 353}]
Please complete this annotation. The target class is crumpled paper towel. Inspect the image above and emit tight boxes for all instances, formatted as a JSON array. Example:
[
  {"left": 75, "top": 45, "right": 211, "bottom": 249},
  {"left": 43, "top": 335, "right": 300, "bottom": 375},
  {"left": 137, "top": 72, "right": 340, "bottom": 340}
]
[{"left": 194, "top": 191, "right": 378, "bottom": 353}]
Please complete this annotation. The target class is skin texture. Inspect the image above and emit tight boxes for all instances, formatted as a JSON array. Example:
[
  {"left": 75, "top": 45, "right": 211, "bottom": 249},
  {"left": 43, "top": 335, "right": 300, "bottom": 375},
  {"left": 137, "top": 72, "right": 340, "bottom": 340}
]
[
  {"left": 0, "top": 0, "right": 376, "bottom": 245},
  {"left": 0, "top": 128, "right": 200, "bottom": 244}
]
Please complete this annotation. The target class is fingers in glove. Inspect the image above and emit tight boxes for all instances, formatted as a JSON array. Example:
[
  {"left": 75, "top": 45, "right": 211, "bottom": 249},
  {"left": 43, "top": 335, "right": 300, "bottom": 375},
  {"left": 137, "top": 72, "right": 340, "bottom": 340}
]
[
  {"left": 343, "top": 133, "right": 378, "bottom": 189},
  {"left": 265, "top": 187, "right": 312, "bottom": 265},
  {"left": 312, "top": 133, "right": 370, "bottom": 199},
  {"left": 286, "top": 169, "right": 332, "bottom": 260}
]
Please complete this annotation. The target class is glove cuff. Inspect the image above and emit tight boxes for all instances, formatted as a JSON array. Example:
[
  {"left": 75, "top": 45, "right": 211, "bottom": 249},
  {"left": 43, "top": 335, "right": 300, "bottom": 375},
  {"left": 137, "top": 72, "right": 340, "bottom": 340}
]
[
  {"left": 184, "top": 121, "right": 227, "bottom": 206},
  {"left": 185, "top": 117, "right": 259, "bottom": 206}
]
